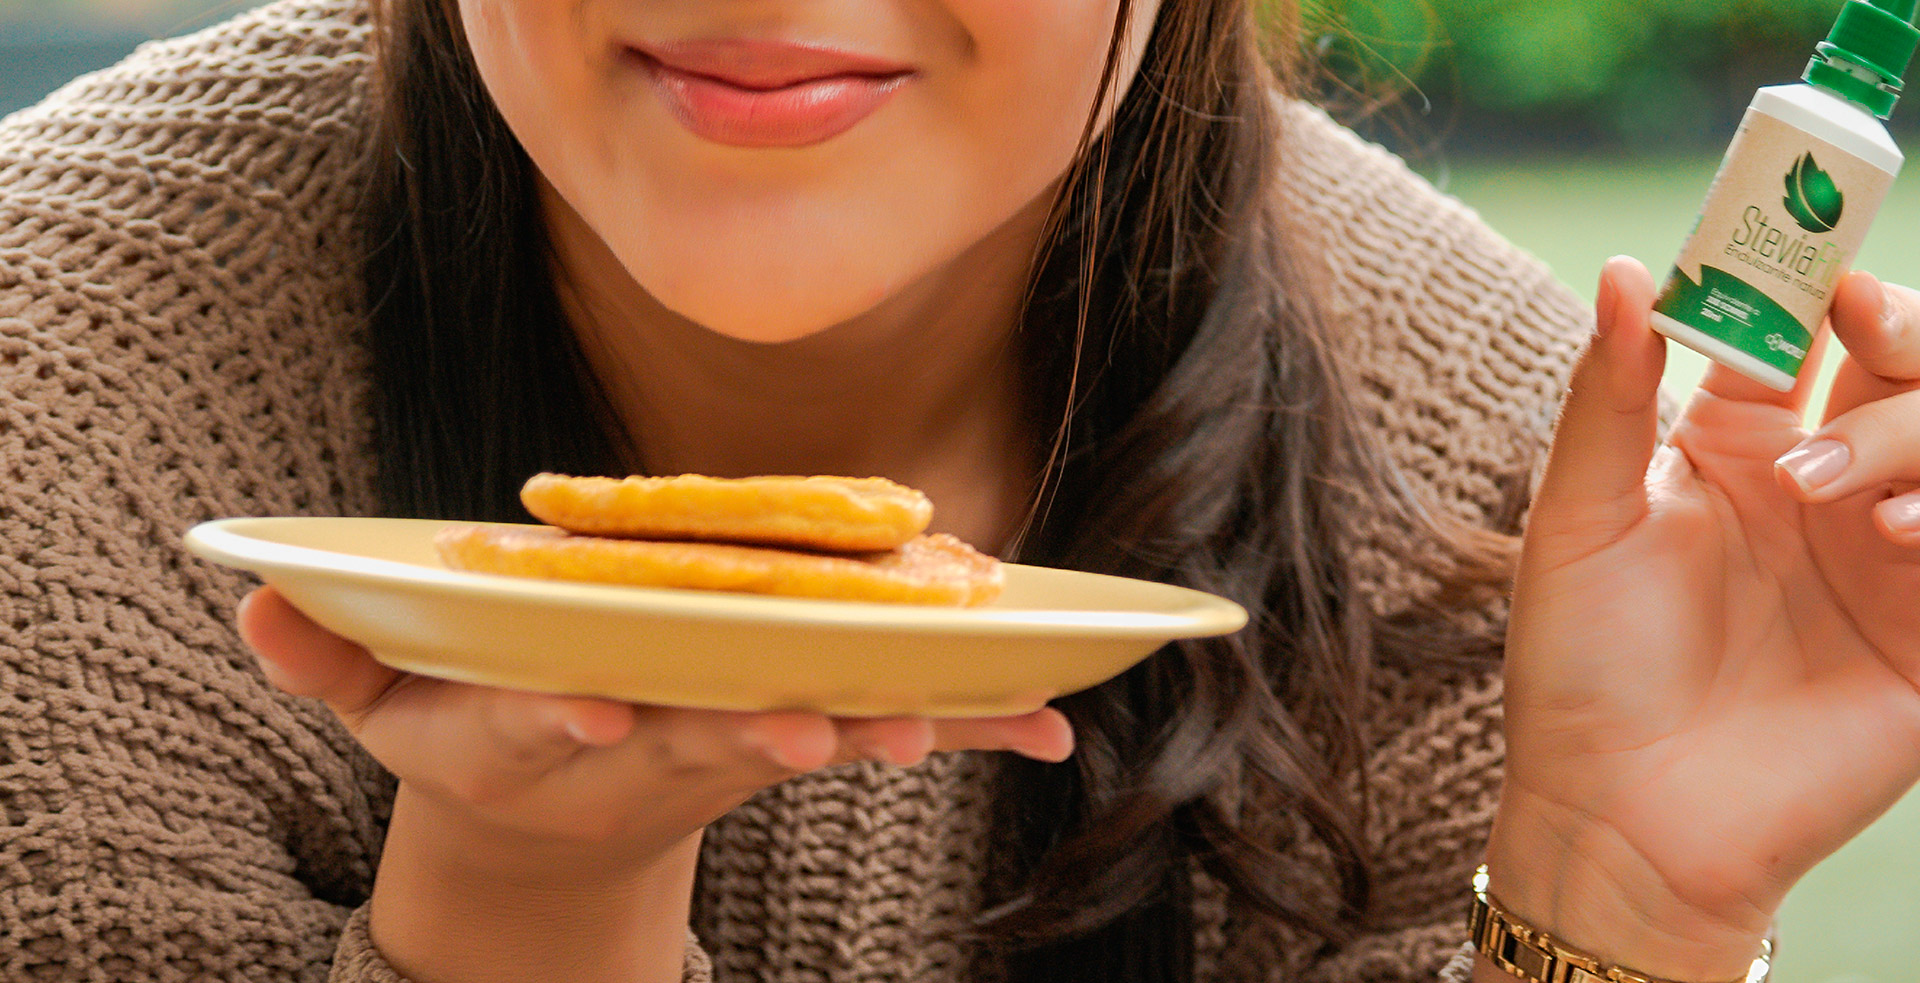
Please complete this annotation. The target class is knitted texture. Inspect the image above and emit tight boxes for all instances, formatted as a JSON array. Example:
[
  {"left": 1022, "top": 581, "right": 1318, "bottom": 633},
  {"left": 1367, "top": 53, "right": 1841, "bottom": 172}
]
[
  {"left": 1277, "top": 109, "right": 1587, "bottom": 621},
  {"left": 0, "top": 1, "right": 1587, "bottom": 980}
]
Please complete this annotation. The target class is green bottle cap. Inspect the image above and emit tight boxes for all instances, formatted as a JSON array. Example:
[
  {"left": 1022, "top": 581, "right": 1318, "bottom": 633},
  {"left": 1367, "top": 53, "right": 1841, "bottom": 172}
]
[{"left": 1805, "top": 0, "right": 1920, "bottom": 117}]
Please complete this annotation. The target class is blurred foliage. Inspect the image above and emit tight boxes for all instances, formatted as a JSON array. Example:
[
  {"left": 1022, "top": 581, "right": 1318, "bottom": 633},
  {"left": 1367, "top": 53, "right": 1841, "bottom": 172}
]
[{"left": 1298, "top": 0, "right": 1894, "bottom": 147}]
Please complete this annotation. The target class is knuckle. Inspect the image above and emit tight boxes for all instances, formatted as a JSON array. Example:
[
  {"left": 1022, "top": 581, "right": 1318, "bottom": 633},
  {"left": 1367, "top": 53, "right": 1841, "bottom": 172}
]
[
  {"left": 1867, "top": 324, "right": 1920, "bottom": 376},
  {"left": 1827, "top": 392, "right": 1920, "bottom": 460},
  {"left": 1860, "top": 397, "right": 1920, "bottom": 451}
]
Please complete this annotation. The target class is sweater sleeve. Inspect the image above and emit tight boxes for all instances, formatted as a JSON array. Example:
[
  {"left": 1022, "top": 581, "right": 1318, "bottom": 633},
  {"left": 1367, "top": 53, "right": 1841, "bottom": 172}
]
[
  {"left": 329, "top": 910, "right": 717, "bottom": 983},
  {"left": 1271, "top": 104, "right": 1595, "bottom": 983}
]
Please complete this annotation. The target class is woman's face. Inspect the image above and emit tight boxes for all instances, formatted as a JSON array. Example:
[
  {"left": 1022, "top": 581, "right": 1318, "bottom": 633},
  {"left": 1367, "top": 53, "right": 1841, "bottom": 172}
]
[{"left": 456, "top": 0, "right": 1161, "bottom": 343}]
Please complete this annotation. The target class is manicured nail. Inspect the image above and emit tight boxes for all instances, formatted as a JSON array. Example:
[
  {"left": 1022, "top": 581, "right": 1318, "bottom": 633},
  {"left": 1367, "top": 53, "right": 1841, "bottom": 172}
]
[
  {"left": 1776, "top": 439, "right": 1850, "bottom": 493},
  {"left": 1884, "top": 496, "right": 1920, "bottom": 534}
]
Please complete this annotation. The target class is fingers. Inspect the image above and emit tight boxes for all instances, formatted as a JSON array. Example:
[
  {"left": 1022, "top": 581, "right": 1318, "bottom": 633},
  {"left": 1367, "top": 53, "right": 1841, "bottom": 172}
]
[
  {"left": 237, "top": 590, "right": 634, "bottom": 774},
  {"left": 1527, "top": 256, "right": 1668, "bottom": 555},
  {"left": 631, "top": 705, "right": 1074, "bottom": 776},
  {"left": 367, "top": 698, "right": 811, "bottom": 809},
  {"left": 1769, "top": 271, "right": 1920, "bottom": 548},
  {"left": 1823, "top": 272, "right": 1920, "bottom": 423},
  {"left": 1694, "top": 328, "right": 1831, "bottom": 413},
  {"left": 1829, "top": 272, "right": 1920, "bottom": 383},
  {"left": 431, "top": 688, "right": 639, "bottom": 784},
  {"left": 1775, "top": 383, "right": 1920, "bottom": 549},
  {"left": 931, "top": 707, "right": 1075, "bottom": 762},
  {"left": 831, "top": 707, "right": 1075, "bottom": 767},
  {"left": 237, "top": 586, "right": 401, "bottom": 720},
  {"left": 1776, "top": 388, "right": 1920, "bottom": 502},
  {"left": 738, "top": 711, "right": 840, "bottom": 772},
  {"left": 485, "top": 689, "right": 636, "bottom": 754},
  {"left": 1874, "top": 492, "right": 1920, "bottom": 547},
  {"left": 830, "top": 717, "right": 936, "bottom": 767},
  {"left": 237, "top": 587, "right": 1075, "bottom": 807}
]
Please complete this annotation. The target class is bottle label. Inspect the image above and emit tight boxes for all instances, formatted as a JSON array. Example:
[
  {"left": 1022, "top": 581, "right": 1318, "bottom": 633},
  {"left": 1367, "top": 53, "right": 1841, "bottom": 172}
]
[{"left": 1653, "top": 108, "right": 1894, "bottom": 379}]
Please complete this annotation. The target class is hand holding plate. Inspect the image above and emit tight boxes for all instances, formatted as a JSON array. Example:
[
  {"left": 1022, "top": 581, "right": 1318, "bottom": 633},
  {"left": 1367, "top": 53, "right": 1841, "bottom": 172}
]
[{"left": 235, "top": 585, "right": 1070, "bottom": 982}]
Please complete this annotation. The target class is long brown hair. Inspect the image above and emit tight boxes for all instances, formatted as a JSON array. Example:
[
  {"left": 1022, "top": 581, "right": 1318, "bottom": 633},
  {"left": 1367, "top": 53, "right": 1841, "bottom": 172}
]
[{"left": 361, "top": 2, "right": 1520, "bottom": 980}]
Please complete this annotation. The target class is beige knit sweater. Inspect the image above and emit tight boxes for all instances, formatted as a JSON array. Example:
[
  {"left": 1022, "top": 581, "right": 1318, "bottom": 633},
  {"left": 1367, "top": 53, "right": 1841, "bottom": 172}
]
[{"left": 0, "top": 1, "right": 1590, "bottom": 980}]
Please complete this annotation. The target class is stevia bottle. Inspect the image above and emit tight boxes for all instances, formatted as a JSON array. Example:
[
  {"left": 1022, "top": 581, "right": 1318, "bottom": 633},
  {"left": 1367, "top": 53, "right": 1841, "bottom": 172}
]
[{"left": 1650, "top": 0, "right": 1920, "bottom": 392}]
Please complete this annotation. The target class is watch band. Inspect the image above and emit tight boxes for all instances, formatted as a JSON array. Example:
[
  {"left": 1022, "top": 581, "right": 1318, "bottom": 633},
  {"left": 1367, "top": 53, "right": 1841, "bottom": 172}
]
[{"left": 1468, "top": 866, "right": 1773, "bottom": 983}]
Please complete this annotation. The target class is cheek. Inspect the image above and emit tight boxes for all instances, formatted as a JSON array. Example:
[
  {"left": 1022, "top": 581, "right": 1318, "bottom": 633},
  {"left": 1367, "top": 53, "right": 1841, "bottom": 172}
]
[
  {"left": 459, "top": 0, "right": 614, "bottom": 185},
  {"left": 943, "top": 0, "right": 1130, "bottom": 174}
]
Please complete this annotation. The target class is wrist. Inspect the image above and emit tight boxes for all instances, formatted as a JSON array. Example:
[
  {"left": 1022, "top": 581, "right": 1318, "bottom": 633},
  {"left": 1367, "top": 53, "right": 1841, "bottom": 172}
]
[
  {"left": 1484, "top": 797, "right": 1774, "bottom": 982},
  {"left": 369, "top": 784, "right": 701, "bottom": 983}
]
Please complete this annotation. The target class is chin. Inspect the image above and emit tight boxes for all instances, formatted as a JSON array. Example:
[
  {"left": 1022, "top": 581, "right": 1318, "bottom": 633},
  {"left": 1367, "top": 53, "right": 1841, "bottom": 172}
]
[
  {"left": 682, "top": 303, "right": 848, "bottom": 345},
  {"left": 641, "top": 252, "right": 902, "bottom": 345}
]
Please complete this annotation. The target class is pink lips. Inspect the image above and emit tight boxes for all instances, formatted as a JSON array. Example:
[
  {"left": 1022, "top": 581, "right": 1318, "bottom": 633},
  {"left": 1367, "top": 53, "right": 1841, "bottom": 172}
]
[{"left": 630, "top": 39, "right": 913, "bottom": 148}]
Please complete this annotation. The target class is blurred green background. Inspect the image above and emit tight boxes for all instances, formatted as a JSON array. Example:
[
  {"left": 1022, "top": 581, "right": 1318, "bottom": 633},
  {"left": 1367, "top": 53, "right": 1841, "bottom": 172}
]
[
  {"left": 1, "top": 0, "right": 1915, "bottom": 980},
  {"left": 1303, "top": 0, "right": 1920, "bottom": 149}
]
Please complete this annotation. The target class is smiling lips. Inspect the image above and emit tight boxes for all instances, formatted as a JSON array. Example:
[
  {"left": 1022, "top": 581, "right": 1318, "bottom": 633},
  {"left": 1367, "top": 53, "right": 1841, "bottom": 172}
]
[{"left": 631, "top": 39, "right": 912, "bottom": 148}]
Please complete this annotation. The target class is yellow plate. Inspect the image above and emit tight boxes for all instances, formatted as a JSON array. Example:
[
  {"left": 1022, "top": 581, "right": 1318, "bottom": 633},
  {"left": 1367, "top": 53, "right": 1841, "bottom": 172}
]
[{"left": 185, "top": 517, "right": 1248, "bottom": 718}]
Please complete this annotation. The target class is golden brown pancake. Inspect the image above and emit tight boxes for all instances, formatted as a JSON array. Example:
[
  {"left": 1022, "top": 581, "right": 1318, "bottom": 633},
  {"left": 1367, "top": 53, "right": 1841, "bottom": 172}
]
[
  {"left": 520, "top": 473, "right": 932, "bottom": 553},
  {"left": 436, "top": 526, "right": 1003, "bottom": 607}
]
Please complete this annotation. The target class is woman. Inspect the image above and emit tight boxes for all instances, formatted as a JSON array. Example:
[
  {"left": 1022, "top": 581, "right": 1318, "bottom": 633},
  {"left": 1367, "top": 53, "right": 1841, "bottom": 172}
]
[{"left": 1, "top": 0, "right": 1916, "bottom": 980}]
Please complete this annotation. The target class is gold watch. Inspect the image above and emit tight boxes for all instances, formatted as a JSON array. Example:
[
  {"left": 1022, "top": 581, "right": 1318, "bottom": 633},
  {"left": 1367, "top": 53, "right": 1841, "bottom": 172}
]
[{"left": 1468, "top": 866, "right": 1773, "bottom": 983}]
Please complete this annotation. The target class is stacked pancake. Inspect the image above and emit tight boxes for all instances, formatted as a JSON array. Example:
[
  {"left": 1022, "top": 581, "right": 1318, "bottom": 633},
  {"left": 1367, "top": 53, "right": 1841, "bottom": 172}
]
[{"left": 435, "top": 474, "right": 1004, "bottom": 606}]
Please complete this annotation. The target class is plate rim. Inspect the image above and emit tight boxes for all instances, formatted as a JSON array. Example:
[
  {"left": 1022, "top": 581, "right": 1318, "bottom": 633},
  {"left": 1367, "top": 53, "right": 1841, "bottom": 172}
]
[{"left": 185, "top": 516, "right": 1250, "bottom": 640}]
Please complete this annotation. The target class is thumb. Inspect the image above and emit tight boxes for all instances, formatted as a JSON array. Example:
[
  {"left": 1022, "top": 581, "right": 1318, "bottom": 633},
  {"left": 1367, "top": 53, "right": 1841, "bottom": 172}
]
[
  {"left": 1528, "top": 257, "right": 1668, "bottom": 556},
  {"left": 237, "top": 585, "right": 402, "bottom": 724}
]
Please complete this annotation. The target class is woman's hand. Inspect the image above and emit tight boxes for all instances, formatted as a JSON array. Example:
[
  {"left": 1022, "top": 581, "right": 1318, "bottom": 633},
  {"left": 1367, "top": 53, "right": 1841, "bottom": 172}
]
[
  {"left": 237, "top": 586, "right": 1072, "bottom": 983},
  {"left": 1489, "top": 258, "right": 1920, "bottom": 982}
]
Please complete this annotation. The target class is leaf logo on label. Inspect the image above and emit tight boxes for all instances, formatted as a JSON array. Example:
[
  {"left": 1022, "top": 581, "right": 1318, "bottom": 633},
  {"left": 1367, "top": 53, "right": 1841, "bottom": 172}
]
[{"left": 1782, "top": 152, "right": 1844, "bottom": 234}]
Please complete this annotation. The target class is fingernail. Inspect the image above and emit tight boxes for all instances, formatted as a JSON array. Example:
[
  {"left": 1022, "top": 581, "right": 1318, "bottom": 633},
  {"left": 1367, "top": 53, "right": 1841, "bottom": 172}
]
[
  {"left": 1594, "top": 260, "right": 1621, "bottom": 337},
  {"left": 1884, "top": 496, "right": 1920, "bottom": 534},
  {"left": 563, "top": 718, "right": 594, "bottom": 744},
  {"left": 1777, "top": 439, "right": 1851, "bottom": 493}
]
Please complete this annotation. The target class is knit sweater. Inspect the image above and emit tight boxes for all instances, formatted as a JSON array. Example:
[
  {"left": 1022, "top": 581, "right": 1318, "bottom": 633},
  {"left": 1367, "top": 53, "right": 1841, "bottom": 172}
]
[{"left": 0, "top": 1, "right": 1589, "bottom": 980}]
